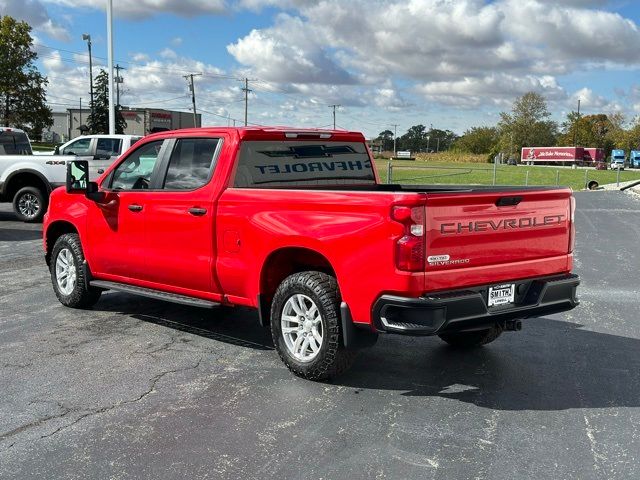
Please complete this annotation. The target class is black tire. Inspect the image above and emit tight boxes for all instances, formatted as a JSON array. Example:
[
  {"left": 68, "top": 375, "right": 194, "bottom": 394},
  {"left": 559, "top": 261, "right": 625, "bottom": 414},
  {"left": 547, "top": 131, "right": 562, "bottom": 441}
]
[
  {"left": 50, "top": 233, "right": 102, "bottom": 308},
  {"left": 438, "top": 325, "right": 502, "bottom": 348},
  {"left": 270, "top": 271, "right": 357, "bottom": 380},
  {"left": 13, "top": 186, "right": 47, "bottom": 223}
]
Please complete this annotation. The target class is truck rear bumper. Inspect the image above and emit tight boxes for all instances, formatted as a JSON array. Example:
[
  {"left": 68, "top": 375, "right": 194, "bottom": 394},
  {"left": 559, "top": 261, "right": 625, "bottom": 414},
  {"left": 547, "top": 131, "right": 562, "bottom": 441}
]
[{"left": 372, "top": 273, "right": 579, "bottom": 335}]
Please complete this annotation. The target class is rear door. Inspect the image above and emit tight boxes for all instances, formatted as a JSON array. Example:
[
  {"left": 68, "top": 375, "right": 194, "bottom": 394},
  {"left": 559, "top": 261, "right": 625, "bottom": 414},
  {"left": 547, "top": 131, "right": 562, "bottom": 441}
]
[
  {"left": 93, "top": 137, "right": 123, "bottom": 178},
  {"left": 142, "top": 137, "right": 223, "bottom": 298},
  {"left": 424, "top": 188, "right": 573, "bottom": 290}
]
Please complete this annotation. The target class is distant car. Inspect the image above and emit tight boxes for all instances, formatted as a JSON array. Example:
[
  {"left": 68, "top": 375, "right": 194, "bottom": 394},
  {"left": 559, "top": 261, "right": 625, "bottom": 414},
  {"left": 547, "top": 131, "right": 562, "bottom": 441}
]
[
  {"left": 0, "top": 127, "right": 32, "bottom": 155},
  {"left": 507, "top": 158, "right": 518, "bottom": 166}
]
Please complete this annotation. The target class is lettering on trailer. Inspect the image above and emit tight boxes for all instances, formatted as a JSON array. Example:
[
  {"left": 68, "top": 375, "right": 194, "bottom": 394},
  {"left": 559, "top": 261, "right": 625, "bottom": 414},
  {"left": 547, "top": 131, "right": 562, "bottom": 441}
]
[
  {"left": 254, "top": 159, "right": 372, "bottom": 175},
  {"left": 439, "top": 214, "right": 565, "bottom": 235}
]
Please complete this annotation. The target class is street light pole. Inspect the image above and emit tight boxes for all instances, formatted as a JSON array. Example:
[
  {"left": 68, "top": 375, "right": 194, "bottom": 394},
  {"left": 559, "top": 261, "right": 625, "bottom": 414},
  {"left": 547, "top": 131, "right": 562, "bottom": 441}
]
[
  {"left": 106, "top": 0, "right": 115, "bottom": 134},
  {"left": 82, "top": 34, "right": 94, "bottom": 126}
]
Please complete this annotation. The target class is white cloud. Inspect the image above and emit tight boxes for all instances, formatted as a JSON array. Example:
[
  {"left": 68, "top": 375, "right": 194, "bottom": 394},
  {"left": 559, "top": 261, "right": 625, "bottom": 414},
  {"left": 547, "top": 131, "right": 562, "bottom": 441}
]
[
  {"left": 227, "top": 14, "right": 355, "bottom": 85},
  {"left": 416, "top": 74, "right": 568, "bottom": 109},
  {"left": 0, "top": 0, "right": 70, "bottom": 40},
  {"left": 159, "top": 48, "right": 178, "bottom": 60}
]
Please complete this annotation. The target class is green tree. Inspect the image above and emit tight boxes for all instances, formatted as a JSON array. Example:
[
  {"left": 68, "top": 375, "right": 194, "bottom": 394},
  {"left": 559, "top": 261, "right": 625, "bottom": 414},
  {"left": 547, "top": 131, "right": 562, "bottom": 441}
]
[
  {"left": 498, "top": 92, "right": 557, "bottom": 158},
  {"left": 375, "top": 129, "right": 395, "bottom": 151},
  {"left": 558, "top": 113, "right": 614, "bottom": 151},
  {"left": 400, "top": 124, "right": 427, "bottom": 152},
  {"left": 453, "top": 126, "right": 499, "bottom": 154},
  {"left": 427, "top": 127, "right": 458, "bottom": 152},
  {"left": 87, "top": 69, "right": 126, "bottom": 134},
  {"left": 0, "top": 16, "right": 52, "bottom": 136}
]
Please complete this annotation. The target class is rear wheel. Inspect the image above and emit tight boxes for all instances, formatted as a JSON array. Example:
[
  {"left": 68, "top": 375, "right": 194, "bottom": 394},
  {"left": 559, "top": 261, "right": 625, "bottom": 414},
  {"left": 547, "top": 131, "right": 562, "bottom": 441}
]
[
  {"left": 270, "top": 271, "right": 356, "bottom": 380},
  {"left": 50, "top": 233, "right": 102, "bottom": 308},
  {"left": 438, "top": 325, "right": 502, "bottom": 348},
  {"left": 13, "top": 186, "right": 47, "bottom": 223}
]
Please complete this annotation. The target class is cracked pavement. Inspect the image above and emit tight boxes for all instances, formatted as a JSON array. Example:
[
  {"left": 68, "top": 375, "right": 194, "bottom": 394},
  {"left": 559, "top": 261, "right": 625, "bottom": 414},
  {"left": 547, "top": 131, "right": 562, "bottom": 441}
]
[{"left": 1, "top": 192, "right": 640, "bottom": 479}]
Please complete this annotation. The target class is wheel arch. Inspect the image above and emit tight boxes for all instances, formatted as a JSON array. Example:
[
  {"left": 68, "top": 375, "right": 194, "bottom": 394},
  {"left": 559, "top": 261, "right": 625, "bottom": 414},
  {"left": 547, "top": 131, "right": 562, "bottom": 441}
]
[
  {"left": 45, "top": 220, "right": 79, "bottom": 266},
  {"left": 257, "top": 246, "right": 337, "bottom": 326},
  {"left": 5, "top": 169, "right": 52, "bottom": 201}
]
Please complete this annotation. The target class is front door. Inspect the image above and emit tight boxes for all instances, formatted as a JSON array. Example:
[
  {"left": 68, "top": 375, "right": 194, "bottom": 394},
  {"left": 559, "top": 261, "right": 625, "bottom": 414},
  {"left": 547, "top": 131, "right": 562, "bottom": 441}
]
[
  {"left": 86, "top": 139, "right": 167, "bottom": 281},
  {"left": 142, "top": 137, "right": 223, "bottom": 297}
]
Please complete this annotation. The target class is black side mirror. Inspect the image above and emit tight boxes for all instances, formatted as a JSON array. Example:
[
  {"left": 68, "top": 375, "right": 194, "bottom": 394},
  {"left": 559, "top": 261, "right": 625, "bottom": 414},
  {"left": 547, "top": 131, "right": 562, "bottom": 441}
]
[
  {"left": 66, "top": 160, "right": 89, "bottom": 193},
  {"left": 54, "top": 145, "right": 60, "bottom": 155}
]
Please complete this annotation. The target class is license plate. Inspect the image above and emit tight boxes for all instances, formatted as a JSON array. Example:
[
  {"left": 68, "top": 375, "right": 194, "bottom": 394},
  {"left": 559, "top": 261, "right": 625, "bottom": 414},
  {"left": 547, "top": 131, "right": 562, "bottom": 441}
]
[{"left": 488, "top": 284, "right": 515, "bottom": 307}]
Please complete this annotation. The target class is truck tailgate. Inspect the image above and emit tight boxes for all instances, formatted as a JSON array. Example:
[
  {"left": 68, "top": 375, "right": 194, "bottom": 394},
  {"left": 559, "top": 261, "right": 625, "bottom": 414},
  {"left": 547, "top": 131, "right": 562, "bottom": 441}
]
[{"left": 424, "top": 188, "right": 573, "bottom": 291}]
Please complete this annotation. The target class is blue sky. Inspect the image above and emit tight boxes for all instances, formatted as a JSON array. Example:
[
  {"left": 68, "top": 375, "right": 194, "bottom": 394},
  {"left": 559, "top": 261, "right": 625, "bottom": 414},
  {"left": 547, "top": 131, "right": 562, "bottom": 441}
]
[{"left": 3, "top": 0, "right": 640, "bottom": 138}]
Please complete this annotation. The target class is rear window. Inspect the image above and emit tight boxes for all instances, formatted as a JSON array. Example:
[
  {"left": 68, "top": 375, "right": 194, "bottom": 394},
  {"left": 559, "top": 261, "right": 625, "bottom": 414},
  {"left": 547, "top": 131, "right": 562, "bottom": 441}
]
[
  {"left": 0, "top": 131, "right": 31, "bottom": 155},
  {"left": 233, "top": 141, "right": 375, "bottom": 188}
]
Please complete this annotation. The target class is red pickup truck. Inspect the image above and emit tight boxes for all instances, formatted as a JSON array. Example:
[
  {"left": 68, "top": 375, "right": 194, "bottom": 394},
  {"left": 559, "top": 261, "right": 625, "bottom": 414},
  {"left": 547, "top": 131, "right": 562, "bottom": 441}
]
[{"left": 43, "top": 127, "right": 579, "bottom": 380}]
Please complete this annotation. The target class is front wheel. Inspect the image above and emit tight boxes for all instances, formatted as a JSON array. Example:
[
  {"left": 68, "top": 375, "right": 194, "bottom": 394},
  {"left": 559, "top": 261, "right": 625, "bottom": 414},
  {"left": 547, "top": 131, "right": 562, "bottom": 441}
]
[
  {"left": 13, "top": 186, "right": 47, "bottom": 223},
  {"left": 438, "top": 325, "right": 502, "bottom": 348},
  {"left": 270, "top": 271, "right": 356, "bottom": 380},
  {"left": 50, "top": 233, "right": 102, "bottom": 308}
]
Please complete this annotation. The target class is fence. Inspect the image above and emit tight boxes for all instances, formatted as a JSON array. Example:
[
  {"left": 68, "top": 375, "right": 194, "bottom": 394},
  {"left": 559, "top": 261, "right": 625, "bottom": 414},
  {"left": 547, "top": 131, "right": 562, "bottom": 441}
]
[{"left": 381, "top": 161, "right": 634, "bottom": 191}]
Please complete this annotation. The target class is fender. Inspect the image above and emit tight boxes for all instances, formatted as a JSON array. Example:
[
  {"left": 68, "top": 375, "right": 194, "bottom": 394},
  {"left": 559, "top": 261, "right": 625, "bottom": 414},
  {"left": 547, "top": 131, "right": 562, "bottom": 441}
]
[{"left": 2, "top": 168, "right": 54, "bottom": 197}]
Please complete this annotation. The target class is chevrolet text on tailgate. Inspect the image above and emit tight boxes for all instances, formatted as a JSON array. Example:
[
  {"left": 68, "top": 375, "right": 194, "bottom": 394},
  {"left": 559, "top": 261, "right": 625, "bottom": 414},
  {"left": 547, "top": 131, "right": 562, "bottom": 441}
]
[{"left": 43, "top": 127, "right": 580, "bottom": 380}]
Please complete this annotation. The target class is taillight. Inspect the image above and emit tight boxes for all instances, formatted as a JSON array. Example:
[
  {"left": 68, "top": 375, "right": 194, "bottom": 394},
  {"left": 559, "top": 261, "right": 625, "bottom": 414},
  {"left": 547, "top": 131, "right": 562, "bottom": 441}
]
[
  {"left": 569, "top": 196, "right": 576, "bottom": 253},
  {"left": 392, "top": 205, "right": 425, "bottom": 271}
]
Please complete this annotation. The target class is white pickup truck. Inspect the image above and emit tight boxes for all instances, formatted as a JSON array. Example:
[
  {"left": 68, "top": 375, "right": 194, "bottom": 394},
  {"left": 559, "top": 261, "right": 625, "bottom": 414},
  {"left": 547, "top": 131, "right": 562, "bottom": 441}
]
[{"left": 0, "top": 134, "right": 142, "bottom": 222}]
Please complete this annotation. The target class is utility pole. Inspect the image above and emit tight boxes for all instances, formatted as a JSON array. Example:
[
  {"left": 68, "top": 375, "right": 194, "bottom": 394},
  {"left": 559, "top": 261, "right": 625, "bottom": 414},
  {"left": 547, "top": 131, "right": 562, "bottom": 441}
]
[
  {"left": 184, "top": 73, "right": 202, "bottom": 127},
  {"left": 106, "top": 0, "right": 115, "bottom": 134},
  {"left": 114, "top": 64, "right": 125, "bottom": 107},
  {"left": 82, "top": 34, "right": 94, "bottom": 123},
  {"left": 242, "top": 78, "right": 252, "bottom": 126},
  {"left": 573, "top": 98, "right": 581, "bottom": 147},
  {"left": 329, "top": 104, "right": 340, "bottom": 130},
  {"left": 391, "top": 123, "right": 399, "bottom": 156},
  {"left": 436, "top": 137, "right": 440, "bottom": 153},
  {"left": 79, "top": 98, "right": 82, "bottom": 128}
]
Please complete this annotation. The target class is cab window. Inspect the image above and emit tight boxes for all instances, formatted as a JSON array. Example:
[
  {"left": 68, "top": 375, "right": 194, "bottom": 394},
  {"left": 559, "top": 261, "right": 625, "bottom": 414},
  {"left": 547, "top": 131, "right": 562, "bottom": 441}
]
[
  {"left": 0, "top": 131, "right": 31, "bottom": 155},
  {"left": 162, "top": 138, "right": 220, "bottom": 190},
  {"left": 110, "top": 140, "right": 163, "bottom": 190},
  {"left": 96, "top": 138, "right": 122, "bottom": 157},
  {"left": 62, "top": 138, "right": 92, "bottom": 156}
]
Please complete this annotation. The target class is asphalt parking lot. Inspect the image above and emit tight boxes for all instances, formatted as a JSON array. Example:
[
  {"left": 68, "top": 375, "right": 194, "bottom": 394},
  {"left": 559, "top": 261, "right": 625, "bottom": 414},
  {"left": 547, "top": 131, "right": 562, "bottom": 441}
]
[{"left": 1, "top": 191, "right": 640, "bottom": 480}]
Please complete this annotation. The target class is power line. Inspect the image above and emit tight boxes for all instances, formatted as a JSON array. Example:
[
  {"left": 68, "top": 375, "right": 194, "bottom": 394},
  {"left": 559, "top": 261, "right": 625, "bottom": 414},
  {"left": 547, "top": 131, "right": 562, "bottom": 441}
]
[{"left": 35, "top": 43, "right": 240, "bottom": 80}]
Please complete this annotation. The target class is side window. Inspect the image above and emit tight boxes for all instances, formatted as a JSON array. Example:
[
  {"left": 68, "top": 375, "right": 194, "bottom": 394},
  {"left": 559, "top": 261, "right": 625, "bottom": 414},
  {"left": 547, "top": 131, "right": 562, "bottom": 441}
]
[
  {"left": 0, "top": 132, "right": 31, "bottom": 155},
  {"left": 96, "top": 138, "right": 122, "bottom": 156},
  {"left": 110, "top": 140, "right": 164, "bottom": 190},
  {"left": 62, "top": 138, "right": 92, "bottom": 156},
  {"left": 163, "top": 138, "right": 219, "bottom": 190}
]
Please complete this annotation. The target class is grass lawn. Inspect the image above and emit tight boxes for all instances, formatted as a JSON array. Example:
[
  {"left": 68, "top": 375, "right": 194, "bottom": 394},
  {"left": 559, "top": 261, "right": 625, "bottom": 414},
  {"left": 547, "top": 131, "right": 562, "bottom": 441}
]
[{"left": 375, "top": 159, "right": 640, "bottom": 191}]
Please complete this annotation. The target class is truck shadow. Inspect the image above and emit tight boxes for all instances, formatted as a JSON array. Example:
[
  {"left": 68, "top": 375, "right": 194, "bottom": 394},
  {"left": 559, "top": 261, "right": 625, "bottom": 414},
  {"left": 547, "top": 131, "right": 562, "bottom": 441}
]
[
  {"left": 96, "top": 291, "right": 274, "bottom": 351},
  {"left": 93, "top": 293, "right": 640, "bottom": 411},
  {"left": 338, "top": 317, "right": 640, "bottom": 411},
  {"left": 0, "top": 228, "right": 43, "bottom": 241}
]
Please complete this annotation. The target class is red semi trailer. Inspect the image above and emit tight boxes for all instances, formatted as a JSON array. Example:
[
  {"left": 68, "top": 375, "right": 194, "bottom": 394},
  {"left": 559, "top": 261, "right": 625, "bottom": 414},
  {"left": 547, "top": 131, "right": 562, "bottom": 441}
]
[
  {"left": 521, "top": 147, "right": 584, "bottom": 165},
  {"left": 521, "top": 146, "right": 605, "bottom": 166}
]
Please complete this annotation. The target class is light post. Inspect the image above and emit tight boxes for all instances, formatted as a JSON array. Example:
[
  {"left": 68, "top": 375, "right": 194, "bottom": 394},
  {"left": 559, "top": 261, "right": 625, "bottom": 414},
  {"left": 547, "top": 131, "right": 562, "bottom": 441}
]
[
  {"left": 106, "top": 0, "right": 115, "bottom": 134},
  {"left": 82, "top": 34, "right": 93, "bottom": 126},
  {"left": 426, "top": 135, "right": 430, "bottom": 153}
]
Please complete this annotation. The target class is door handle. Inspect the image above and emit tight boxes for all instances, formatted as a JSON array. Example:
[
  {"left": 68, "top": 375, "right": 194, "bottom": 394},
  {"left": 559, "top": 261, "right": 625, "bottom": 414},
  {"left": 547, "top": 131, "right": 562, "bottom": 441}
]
[
  {"left": 188, "top": 207, "right": 207, "bottom": 216},
  {"left": 128, "top": 204, "right": 143, "bottom": 212}
]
